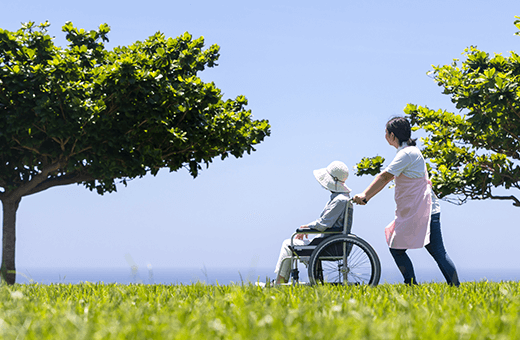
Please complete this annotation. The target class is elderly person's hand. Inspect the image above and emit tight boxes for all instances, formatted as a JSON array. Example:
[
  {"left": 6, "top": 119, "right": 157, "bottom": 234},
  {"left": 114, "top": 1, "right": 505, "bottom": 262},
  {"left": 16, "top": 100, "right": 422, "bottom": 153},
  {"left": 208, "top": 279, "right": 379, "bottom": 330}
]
[
  {"left": 353, "top": 194, "right": 368, "bottom": 205},
  {"left": 295, "top": 225, "right": 309, "bottom": 240}
]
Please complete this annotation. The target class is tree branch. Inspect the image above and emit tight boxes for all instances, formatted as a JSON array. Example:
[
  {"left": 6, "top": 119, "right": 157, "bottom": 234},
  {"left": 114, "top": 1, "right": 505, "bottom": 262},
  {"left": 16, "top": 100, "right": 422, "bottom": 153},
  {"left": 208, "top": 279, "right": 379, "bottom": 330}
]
[
  {"left": 69, "top": 146, "right": 93, "bottom": 157},
  {"left": 5, "top": 160, "right": 63, "bottom": 200},
  {"left": 24, "top": 172, "right": 95, "bottom": 196},
  {"left": 506, "top": 101, "right": 520, "bottom": 120},
  {"left": 501, "top": 118, "right": 520, "bottom": 143},
  {"left": 32, "top": 123, "right": 47, "bottom": 133},
  {"left": 11, "top": 137, "right": 40, "bottom": 154},
  {"left": 488, "top": 194, "right": 520, "bottom": 207}
]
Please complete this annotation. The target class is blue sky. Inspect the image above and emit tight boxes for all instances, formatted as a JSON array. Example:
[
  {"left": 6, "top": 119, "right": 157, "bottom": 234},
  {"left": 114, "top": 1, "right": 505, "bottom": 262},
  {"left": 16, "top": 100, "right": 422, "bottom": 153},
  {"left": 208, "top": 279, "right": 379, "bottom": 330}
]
[{"left": 3, "top": 0, "right": 520, "bottom": 283}]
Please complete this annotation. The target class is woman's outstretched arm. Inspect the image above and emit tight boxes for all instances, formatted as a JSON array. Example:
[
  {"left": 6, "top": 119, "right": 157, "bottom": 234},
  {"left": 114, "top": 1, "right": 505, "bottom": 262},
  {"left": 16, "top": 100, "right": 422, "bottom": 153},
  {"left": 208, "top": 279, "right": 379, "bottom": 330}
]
[{"left": 353, "top": 171, "right": 395, "bottom": 205}]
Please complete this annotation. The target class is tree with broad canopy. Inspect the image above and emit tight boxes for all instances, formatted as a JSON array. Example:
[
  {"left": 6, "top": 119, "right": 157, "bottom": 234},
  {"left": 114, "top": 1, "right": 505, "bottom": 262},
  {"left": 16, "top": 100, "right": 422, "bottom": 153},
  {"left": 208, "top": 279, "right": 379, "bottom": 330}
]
[
  {"left": 0, "top": 21, "right": 270, "bottom": 285},
  {"left": 356, "top": 17, "right": 520, "bottom": 208}
]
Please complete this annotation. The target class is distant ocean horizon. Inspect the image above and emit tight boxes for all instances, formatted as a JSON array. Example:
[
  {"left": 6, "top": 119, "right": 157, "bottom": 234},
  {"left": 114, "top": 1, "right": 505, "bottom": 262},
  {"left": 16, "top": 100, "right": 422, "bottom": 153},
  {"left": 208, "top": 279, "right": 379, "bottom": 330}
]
[{"left": 13, "top": 266, "right": 520, "bottom": 285}]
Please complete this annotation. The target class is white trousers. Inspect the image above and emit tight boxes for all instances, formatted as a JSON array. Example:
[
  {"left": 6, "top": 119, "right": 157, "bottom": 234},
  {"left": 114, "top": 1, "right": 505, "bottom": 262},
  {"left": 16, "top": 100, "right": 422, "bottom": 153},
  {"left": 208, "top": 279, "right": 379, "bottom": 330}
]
[{"left": 274, "top": 238, "right": 310, "bottom": 279}]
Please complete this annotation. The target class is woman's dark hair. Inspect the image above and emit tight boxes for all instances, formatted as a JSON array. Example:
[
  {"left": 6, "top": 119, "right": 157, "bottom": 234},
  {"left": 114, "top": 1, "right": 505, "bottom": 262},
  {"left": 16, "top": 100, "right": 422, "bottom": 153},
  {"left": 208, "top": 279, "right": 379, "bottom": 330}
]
[{"left": 386, "top": 116, "right": 416, "bottom": 146}]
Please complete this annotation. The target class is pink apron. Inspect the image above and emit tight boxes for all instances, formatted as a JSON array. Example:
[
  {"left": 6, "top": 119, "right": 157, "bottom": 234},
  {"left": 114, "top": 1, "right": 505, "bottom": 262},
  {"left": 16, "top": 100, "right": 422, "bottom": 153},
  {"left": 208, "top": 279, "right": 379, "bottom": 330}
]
[{"left": 385, "top": 172, "right": 432, "bottom": 249}]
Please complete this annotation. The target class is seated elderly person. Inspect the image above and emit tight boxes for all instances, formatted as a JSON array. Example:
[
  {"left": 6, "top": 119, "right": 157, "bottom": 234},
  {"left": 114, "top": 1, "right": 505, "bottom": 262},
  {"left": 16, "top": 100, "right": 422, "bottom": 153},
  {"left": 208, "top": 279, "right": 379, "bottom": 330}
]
[{"left": 274, "top": 161, "right": 351, "bottom": 284}]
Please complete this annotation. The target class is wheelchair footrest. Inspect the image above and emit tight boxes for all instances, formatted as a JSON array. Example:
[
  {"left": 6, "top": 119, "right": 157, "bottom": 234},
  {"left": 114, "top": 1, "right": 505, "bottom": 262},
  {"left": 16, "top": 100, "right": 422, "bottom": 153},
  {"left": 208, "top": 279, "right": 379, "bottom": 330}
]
[{"left": 290, "top": 269, "right": 299, "bottom": 281}]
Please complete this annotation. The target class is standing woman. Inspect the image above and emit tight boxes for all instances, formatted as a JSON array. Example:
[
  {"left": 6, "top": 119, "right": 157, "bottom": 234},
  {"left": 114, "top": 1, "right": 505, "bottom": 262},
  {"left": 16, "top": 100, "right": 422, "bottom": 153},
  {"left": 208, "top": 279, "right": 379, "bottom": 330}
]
[{"left": 353, "top": 117, "right": 460, "bottom": 286}]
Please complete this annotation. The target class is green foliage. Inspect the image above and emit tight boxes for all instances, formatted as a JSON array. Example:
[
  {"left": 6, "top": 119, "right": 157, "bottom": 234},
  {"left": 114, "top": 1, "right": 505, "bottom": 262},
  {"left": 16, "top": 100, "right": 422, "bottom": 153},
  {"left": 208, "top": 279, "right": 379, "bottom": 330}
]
[
  {"left": 1, "top": 282, "right": 520, "bottom": 339},
  {"left": 356, "top": 18, "right": 520, "bottom": 206},
  {"left": 0, "top": 21, "right": 271, "bottom": 196},
  {"left": 354, "top": 156, "right": 386, "bottom": 177},
  {"left": 403, "top": 19, "right": 520, "bottom": 206},
  {"left": 0, "top": 21, "right": 271, "bottom": 285},
  {"left": 404, "top": 104, "right": 520, "bottom": 205}
]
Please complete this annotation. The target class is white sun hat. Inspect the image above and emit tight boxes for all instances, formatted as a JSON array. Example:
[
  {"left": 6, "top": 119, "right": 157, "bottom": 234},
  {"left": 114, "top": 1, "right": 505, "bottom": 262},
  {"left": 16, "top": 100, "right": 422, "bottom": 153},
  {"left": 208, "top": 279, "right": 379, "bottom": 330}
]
[{"left": 313, "top": 161, "right": 351, "bottom": 193}]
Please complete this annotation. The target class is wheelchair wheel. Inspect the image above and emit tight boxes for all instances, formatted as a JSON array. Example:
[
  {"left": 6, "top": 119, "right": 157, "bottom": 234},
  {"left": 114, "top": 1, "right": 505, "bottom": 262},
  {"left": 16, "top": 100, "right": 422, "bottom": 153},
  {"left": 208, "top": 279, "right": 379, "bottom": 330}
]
[{"left": 308, "top": 234, "right": 381, "bottom": 286}]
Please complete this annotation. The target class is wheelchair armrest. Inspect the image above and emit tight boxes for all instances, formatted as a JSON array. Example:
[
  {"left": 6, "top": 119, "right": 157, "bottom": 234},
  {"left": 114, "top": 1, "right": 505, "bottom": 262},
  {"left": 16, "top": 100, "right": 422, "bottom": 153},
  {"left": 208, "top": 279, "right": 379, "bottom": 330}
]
[
  {"left": 295, "top": 228, "right": 321, "bottom": 233},
  {"left": 295, "top": 227, "right": 343, "bottom": 233}
]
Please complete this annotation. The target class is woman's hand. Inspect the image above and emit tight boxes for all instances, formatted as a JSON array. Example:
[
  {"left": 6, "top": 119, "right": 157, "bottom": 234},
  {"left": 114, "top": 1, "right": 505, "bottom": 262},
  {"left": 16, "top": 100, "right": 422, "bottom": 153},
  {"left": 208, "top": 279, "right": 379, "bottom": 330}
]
[
  {"left": 295, "top": 225, "right": 309, "bottom": 240},
  {"left": 353, "top": 194, "right": 368, "bottom": 205}
]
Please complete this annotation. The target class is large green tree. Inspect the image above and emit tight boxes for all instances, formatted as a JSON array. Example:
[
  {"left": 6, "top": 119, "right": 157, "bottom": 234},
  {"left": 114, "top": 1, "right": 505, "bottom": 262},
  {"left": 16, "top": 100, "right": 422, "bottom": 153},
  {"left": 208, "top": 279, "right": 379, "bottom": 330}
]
[
  {"left": 356, "top": 17, "right": 520, "bottom": 208},
  {"left": 0, "top": 22, "right": 270, "bottom": 284}
]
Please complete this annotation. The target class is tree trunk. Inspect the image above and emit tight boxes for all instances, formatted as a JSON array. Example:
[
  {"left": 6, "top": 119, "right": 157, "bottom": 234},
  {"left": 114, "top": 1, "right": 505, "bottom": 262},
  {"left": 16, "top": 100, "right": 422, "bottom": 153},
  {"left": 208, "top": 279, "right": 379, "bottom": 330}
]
[{"left": 1, "top": 198, "right": 20, "bottom": 285}]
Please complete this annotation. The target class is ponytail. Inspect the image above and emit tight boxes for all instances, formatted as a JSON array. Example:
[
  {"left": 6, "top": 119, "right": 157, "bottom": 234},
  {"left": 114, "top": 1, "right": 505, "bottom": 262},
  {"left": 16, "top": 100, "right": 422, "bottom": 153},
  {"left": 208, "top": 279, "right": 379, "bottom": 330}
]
[{"left": 386, "top": 117, "right": 415, "bottom": 147}]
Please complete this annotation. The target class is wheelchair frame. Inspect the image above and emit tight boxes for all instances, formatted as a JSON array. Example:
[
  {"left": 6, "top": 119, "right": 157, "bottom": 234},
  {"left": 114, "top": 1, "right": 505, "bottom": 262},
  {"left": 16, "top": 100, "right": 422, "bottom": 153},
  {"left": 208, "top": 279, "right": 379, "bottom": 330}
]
[{"left": 289, "top": 199, "right": 381, "bottom": 285}]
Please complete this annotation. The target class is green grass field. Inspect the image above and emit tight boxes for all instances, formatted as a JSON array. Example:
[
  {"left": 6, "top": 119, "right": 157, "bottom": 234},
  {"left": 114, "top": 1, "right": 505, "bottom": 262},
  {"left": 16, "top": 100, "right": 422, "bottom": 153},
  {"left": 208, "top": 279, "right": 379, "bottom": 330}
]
[{"left": 0, "top": 281, "right": 519, "bottom": 339}]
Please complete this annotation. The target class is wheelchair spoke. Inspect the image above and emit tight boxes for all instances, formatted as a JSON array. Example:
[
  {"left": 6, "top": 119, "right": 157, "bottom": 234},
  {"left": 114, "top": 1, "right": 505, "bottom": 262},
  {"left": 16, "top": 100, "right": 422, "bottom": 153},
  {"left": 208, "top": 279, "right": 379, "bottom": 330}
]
[{"left": 309, "top": 236, "right": 380, "bottom": 286}]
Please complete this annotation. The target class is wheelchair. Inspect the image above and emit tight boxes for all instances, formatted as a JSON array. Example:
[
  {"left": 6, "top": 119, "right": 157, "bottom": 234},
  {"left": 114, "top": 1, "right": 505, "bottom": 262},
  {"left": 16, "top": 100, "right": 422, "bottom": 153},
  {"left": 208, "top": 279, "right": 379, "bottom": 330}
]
[{"left": 289, "top": 199, "right": 381, "bottom": 286}]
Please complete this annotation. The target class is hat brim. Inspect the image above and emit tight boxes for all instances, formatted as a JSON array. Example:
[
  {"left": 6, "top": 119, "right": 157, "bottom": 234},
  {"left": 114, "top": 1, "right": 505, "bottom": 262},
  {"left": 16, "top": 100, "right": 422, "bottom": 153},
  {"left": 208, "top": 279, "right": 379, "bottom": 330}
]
[{"left": 313, "top": 168, "right": 351, "bottom": 193}]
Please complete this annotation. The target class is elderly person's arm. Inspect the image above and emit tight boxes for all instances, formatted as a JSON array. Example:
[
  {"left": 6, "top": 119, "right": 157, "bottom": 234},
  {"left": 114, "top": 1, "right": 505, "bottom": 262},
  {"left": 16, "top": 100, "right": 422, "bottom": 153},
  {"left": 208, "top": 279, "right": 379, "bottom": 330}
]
[
  {"left": 353, "top": 171, "right": 394, "bottom": 205},
  {"left": 295, "top": 196, "right": 347, "bottom": 239}
]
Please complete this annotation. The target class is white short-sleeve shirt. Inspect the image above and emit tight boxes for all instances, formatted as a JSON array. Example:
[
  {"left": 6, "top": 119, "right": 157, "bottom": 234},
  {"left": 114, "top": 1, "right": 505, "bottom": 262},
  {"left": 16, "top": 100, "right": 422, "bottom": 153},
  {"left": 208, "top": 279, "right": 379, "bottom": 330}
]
[{"left": 384, "top": 143, "right": 441, "bottom": 214}]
